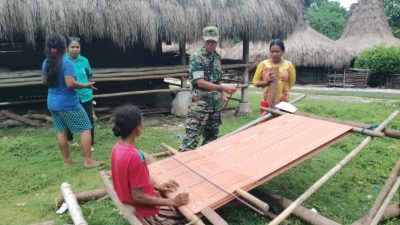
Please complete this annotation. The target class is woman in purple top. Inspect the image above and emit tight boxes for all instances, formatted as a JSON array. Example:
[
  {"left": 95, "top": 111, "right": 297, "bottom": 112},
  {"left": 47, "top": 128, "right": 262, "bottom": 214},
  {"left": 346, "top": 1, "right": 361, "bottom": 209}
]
[{"left": 41, "top": 33, "right": 102, "bottom": 168}]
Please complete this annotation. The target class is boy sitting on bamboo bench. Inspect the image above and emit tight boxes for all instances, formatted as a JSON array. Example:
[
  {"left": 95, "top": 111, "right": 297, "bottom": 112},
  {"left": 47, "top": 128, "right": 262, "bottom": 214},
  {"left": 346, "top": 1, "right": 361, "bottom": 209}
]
[{"left": 111, "top": 104, "right": 189, "bottom": 225}]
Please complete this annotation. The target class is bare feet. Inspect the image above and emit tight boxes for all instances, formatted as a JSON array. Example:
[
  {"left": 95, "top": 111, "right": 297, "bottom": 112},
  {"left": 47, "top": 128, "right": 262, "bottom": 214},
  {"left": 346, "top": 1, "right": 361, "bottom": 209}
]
[
  {"left": 84, "top": 160, "right": 103, "bottom": 169},
  {"left": 64, "top": 159, "right": 78, "bottom": 166}
]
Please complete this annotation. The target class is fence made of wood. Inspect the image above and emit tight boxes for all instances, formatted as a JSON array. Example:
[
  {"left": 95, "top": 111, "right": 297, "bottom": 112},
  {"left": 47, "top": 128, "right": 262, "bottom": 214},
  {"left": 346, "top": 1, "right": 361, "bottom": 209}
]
[
  {"left": 0, "top": 64, "right": 250, "bottom": 113},
  {"left": 326, "top": 68, "right": 370, "bottom": 88},
  {"left": 386, "top": 74, "right": 400, "bottom": 89}
]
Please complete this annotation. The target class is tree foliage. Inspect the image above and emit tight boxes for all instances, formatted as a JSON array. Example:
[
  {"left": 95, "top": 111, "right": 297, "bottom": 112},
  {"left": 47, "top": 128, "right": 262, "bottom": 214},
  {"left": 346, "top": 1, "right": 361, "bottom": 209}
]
[
  {"left": 355, "top": 45, "right": 400, "bottom": 75},
  {"left": 384, "top": 0, "right": 400, "bottom": 38},
  {"left": 306, "top": 1, "right": 347, "bottom": 40}
]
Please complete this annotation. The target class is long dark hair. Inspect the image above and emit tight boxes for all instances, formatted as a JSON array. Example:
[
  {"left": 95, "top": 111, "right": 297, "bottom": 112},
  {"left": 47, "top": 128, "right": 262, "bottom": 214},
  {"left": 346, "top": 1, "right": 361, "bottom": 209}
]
[
  {"left": 112, "top": 104, "right": 143, "bottom": 138},
  {"left": 269, "top": 39, "right": 285, "bottom": 52},
  {"left": 45, "top": 33, "right": 66, "bottom": 88}
]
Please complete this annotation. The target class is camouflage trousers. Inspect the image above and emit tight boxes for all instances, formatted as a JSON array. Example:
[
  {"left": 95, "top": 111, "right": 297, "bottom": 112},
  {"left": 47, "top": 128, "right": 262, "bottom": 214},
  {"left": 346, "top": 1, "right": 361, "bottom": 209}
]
[{"left": 178, "top": 110, "right": 221, "bottom": 152}]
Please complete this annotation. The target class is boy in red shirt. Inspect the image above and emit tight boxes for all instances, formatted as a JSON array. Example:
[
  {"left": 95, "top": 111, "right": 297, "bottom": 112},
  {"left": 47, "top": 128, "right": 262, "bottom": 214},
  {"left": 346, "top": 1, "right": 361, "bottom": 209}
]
[{"left": 111, "top": 104, "right": 189, "bottom": 224}]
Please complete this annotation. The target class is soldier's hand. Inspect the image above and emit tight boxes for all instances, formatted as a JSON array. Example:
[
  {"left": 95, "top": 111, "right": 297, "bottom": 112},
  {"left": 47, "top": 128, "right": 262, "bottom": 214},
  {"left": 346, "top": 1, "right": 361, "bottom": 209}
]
[
  {"left": 223, "top": 84, "right": 237, "bottom": 95},
  {"left": 172, "top": 193, "right": 189, "bottom": 207}
]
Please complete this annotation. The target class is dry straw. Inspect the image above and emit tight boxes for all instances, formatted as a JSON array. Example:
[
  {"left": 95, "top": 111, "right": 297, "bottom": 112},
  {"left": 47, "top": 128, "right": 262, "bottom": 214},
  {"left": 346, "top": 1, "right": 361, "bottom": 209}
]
[
  {"left": 337, "top": 0, "right": 400, "bottom": 57},
  {"left": 223, "top": 0, "right": 353, "bottom": 69},
  {"left": 0, "top": 0, "right": 300, "bottom": 51}
]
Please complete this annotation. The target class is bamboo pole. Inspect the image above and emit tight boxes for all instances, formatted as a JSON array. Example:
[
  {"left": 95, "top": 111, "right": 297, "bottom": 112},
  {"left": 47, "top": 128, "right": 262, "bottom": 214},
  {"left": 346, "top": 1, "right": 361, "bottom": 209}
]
[
  {"left": 352, "top": 159, "right": 400, "bottom": 225},
  {"left": 0, "top": 110, "right": 40, "bottom": 126},
  {"left": 267, "top": 67, "right": 280, "bottom": 107},
  {"left": 267, "top": 110, "right": 400, "bottom": 225},
  {"left": 370, "top": 177, "right": 400, "bottom": 225},
  {"left": 150, "top": 151, "right": 170, "bottom": 158},
  {"left": 293, "top": 110, "right": 400, "bottom": 140},
  {"left": 60, "top": 182, "right": 88, "bottom": 225},
  {"left": 221, "top": 94, "right": 306, "bottom": 138},
  {"left": 99, "top": 171, "right": 142, "bottom": 225},
  {"left": 235, "top": 188, "right": 269, "bottom": 214},
  {"left": 261, "top": 107, "right": 385, "bottom": 138},
  {"left": 55, "top": 188, "right": 107, "bottom": 208},
  {"left": 250, "top": 189, "right": 341, "bottom": 225},
  {"left": 94, "top": 70, "right": 188, "bottom": 78},
  {"left": 160, "top": 142, "right": 180, "bottom": 155}
]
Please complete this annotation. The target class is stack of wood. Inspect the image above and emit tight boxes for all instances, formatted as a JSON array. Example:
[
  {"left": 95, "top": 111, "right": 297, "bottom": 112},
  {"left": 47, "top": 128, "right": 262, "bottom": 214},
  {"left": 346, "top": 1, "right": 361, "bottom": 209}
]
[{"left": 0, "top": 110, "right": 52, "bottom": 127}]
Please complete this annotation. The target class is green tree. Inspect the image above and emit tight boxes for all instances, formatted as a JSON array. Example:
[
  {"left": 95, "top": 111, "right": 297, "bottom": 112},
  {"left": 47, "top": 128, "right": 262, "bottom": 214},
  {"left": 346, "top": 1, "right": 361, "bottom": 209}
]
[
  {"left": 384, "top": 0, "right": 400, "bottom": 38},
  {"left": 307, "top": 1, "right": 347, "bottom": 40}
]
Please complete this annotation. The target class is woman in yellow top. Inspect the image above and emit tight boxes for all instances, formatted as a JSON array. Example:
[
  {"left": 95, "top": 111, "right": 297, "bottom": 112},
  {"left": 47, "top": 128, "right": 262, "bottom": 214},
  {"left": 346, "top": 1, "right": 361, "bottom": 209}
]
[{"left": 252, "top": 39, "right": 296, "bottom": 103}]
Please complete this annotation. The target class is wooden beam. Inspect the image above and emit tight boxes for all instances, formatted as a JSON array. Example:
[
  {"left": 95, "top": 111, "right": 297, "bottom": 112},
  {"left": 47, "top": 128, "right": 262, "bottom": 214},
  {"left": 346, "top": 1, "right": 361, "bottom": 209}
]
[
  {"left": 55, "top": 188, "right": 107, "bottom": 208},
  {"left": 0, "top": 110, "right": 40, "bottom": 127},
  {"left": 99, "top": 171, "right": 142, "bottom": 225},
  {"left": 200, "top": 207, "right": 228, "bottom": 225},
  {"left": 268, "top": 110, "right": 400, "bottom": 225},
  {"left": 60, "top": 182, "right": 88, "bottom": 225}
]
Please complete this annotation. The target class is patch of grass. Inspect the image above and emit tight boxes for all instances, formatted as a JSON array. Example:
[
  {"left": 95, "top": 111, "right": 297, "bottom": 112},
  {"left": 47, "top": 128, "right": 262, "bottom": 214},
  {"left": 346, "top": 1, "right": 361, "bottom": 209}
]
[{"left": 0, "top": 91, "right": 399, "bottom": 224}]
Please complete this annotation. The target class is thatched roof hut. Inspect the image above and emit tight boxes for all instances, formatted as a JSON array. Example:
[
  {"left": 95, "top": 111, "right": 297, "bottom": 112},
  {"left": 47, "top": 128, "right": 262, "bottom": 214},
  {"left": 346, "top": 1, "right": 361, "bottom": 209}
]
[
  {"left": 0, "top": 0, "right": 300, "bottom": 51},
  {"left": 337, "top": 0, "right": 400, "bottom": 57},
  {"left": 223, "top": 0, "right": 352, "bottom": 69}
]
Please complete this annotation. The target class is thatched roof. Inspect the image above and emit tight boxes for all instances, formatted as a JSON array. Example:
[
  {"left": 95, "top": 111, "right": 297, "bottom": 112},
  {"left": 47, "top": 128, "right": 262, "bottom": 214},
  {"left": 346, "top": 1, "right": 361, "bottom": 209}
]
[
  {"left": 337, "top": 0, "right": 400, "bottom": 57},
  {"left": 223, "top": 0, "right": 352, "bottom": 69},
  {"left": 0, "top": 0, "right": 300, "bottom": 50}
]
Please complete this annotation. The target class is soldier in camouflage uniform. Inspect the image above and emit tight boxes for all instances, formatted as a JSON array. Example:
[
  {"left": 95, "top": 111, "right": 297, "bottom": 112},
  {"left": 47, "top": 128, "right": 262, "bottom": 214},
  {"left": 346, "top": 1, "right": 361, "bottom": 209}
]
[{"left": 178, "top": 26, "right": 237, "bottom": 152}]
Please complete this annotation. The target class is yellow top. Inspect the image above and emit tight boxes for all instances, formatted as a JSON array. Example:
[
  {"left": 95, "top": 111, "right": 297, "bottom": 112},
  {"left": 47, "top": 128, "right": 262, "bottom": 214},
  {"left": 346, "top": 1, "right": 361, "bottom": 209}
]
[{"left": 252, "top": 59, "right": 296, "bottom": 101}]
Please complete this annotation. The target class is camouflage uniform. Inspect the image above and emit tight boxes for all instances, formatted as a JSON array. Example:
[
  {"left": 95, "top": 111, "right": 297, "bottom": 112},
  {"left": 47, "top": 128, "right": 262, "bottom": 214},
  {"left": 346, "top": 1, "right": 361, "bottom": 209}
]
[{"left": 178, "top": 46, "right": 224, "bottom": 152}]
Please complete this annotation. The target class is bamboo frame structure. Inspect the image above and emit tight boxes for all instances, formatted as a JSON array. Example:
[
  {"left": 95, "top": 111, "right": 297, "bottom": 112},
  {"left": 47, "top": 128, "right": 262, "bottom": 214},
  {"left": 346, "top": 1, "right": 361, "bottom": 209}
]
[
  {"left": 261, "top": 107, "right": 386, "bottom": 138},
  {"left": 352, "top": 159, "right": 400, "bottom": 225},
  {"left": 268, "top": 110, "right": 400, "bottom": 225},
  {"left": 370, "top": 177, "right": 400, "bottom": 225}
]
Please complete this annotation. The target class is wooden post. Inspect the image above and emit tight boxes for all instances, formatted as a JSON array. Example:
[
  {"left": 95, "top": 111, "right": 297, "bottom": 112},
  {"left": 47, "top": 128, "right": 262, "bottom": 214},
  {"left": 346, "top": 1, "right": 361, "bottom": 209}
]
[
  {"left": 99, "top": 171, "right": 142, "bottom": 225},
  {"left": 60, "top": 182, "right": 88, "bottom": 225},
  {"left": 179, "top": 40, "right": 187, "bottom": 65},
  {"left": 242, "top": 36, "right": 249, "bottom": 63},
  {"left": 235, "top": 188, "right": 269, "bottom": 214},
  {"left": 268, "top": 110, "right": 400, "bottom": 225},
  {"left": 352, "top": 160, "right": 400, "bottom": 225},
  {"left": 150, "top": 151, "right": 170, "bottom": 158},
  {"left": 55, "top": 188, "right": 107, "bottom": 208}
]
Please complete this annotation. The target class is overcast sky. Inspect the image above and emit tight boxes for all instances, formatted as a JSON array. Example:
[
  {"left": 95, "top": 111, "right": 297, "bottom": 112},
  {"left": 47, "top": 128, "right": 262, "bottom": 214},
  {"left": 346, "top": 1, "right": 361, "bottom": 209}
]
[{"left": 333, "top": 0, "right": 358, "bottom": 9}]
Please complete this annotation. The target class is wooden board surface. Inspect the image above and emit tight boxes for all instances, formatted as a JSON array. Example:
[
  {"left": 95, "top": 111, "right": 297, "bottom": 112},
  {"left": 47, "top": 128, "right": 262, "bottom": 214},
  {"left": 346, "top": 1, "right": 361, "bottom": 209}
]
[{"left": 149, "top": 114, "right": 352, "bottom": 215}]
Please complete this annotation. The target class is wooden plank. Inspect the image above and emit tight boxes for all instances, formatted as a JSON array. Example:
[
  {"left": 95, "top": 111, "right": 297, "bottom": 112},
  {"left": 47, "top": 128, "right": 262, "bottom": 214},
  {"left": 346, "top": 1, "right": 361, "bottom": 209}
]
[
  {"left": 267, "top": 67, "right": 280, "bottom": 107},
  {"left": 200, "top": 207, "right": 228, "bottom": 225},
  {"left": 94, "top": 88, "right": 189, "bottom": 98}
]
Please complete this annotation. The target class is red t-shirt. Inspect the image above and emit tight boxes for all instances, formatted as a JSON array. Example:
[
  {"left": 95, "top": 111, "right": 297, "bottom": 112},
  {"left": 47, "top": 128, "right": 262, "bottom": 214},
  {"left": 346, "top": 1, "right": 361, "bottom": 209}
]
[{"left": 111, "top": 142, "right": 160, "bottom": 217}]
